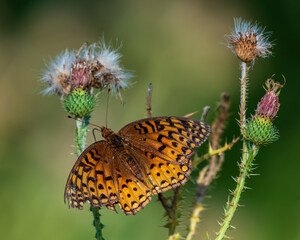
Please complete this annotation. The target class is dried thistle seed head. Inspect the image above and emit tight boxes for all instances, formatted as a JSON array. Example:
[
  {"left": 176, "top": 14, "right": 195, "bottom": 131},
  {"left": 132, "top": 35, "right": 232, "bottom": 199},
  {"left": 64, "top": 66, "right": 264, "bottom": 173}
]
[
  {"left": 226, "top": 18, "right": 273, "bottom": 63},
  {"left": 255, "top": 78, "right": 284, "bottom": 120},
  {"left": 94, "top": 67, "right": 132, "bottom": 95},
  {"left": 42, "top": 49, "right": 76, "bottom": 96},
  {"left": 41, "top": 40, "right": 132, "bottom": 102},
  {"left": 79, "top": 41, "right": 133, "bottom": 97},
  {"left": 94, "top": 50, "right": 132, "bottom": 97}
]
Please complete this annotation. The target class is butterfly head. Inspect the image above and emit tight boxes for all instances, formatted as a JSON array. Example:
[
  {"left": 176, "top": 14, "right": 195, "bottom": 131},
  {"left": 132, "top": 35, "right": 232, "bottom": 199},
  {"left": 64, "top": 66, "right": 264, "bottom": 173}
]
[{"left": 100, "top": 127, "right": 114, "bottom": 139}]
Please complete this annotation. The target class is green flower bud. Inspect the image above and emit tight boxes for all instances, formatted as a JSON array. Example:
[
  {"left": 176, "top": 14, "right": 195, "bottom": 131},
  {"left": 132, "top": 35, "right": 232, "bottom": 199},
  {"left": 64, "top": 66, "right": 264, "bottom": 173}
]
[
  {"left": 244, "top": 116, "right": 279, "bottom": 145},
  {"left": 63, "top": 88, "right": 97, "bottom": 118}
]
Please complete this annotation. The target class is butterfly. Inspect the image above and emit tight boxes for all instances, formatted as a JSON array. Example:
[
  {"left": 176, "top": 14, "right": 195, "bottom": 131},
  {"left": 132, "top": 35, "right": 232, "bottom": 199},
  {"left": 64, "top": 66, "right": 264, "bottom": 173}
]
[{"left": 64, "top": 116, "right": 210, "bottom": 215}]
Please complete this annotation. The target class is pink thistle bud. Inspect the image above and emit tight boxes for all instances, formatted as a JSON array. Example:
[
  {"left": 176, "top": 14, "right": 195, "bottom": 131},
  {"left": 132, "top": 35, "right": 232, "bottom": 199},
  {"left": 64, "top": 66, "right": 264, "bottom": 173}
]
[
  {"left": 71, "top": 60, "right": 92, "bottom": 89},
  {"left": 255, "top": 78, "right": 284, "bottom": 120}
]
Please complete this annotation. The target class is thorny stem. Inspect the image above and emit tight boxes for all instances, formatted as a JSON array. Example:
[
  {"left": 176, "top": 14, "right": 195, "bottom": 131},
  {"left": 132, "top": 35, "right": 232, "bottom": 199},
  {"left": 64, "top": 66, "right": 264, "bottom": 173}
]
[
  {"left": 192, "top": 138, "right": 239, "bottom": 168},
  {"left": 240, "top": 62, "right": 248, "bottom": 135},
  {"left": 146, "top": 83, "right": 181, "bottom": 236},
  {"left": 201, "top": 106, "right": 211, "bottom": 121},
  {"left": 201, "top": 93, "right": 230, "bottom": 186},
  {"left": 215, "top": 142, "right": 259, "bottom": 240},
  {"left": 186, "top": 202, "right": 204, "bottom": 240},
  {"left": 158, "top": 188, "right": 181, "bottom": 236},
  {"left": 90, "top": 206, "right": 105, "bottom": 240},
  {"left": 75, "top": 117, "right": 105, "bottom": 240},
  {"left": 146, "top": 83, "right": 182, "bottom": 237},
  {"left": 186, "top": 94, "right": 231, "bottom": 240}
]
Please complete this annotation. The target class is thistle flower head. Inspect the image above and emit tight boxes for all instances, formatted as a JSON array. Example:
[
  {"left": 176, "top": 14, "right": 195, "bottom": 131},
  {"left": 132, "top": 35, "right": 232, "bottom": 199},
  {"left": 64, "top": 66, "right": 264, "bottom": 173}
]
[
  {"left": 244, "top": 116, "right": 279, "bottom": 145},
  {"left": 41, "top": 40, "right": 133, "bottom": 117},
  {"left": 63, "top": 88, "right": 97, "bottom": 118},
  {"left": 255, "top": 77, "right": 284, "bottom": 120},
  {"left": 243, "top": 77, "right": 285, "bottom": 145},
  {"left": 41, "top": 40, "right": 132, "bottom": 100},
  {"left": 226, "top": 18, "right": 273, "bottom": 63}
]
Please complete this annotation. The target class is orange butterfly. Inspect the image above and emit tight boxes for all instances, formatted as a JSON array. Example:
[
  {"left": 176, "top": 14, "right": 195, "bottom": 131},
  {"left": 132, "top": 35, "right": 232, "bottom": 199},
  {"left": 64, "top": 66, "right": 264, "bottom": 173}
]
[{"left": 64, "top": 116, "right": 210, "bottom": 215}]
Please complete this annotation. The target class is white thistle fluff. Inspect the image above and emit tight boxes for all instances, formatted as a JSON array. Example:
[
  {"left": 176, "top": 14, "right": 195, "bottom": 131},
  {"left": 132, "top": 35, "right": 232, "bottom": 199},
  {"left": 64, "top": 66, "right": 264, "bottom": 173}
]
[
  {"left": 82, "top": 41, "right": 132, "bottom": 94},
  {"left": 42, "top": 49, "right": 76, "bottom": 95}
]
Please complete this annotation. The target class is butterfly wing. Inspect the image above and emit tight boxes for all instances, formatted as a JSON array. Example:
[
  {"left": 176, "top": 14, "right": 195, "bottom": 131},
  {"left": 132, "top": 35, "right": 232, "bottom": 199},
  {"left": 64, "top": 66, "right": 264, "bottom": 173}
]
[
  {"left": 119, "top": 116, "right": 210, "bottom": 194},
  {"left": 112, "top": 151, "right": 152, "bottom": 215},
  {"left": 64, "top": 141, "right": 120, "bottom": 209}
]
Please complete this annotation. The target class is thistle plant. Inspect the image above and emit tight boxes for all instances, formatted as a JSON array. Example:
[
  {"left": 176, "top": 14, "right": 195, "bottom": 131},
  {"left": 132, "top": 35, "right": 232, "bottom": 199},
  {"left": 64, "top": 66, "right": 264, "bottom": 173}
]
[
  {"left": 214, "top": 18, "right": 283, "bottom": 240},
  {"left": 166, "top": 18, "right": 284, "bottom": 240},
  {"left": 41, "top": 40, "right": 132, "bottom": 240}
]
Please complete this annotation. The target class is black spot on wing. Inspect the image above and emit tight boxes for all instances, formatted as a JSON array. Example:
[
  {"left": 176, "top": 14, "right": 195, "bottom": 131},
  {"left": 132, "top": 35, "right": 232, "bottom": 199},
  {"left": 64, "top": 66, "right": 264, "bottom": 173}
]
[{"left": 158, "top": 144, "right": 166, "bottom": 152}]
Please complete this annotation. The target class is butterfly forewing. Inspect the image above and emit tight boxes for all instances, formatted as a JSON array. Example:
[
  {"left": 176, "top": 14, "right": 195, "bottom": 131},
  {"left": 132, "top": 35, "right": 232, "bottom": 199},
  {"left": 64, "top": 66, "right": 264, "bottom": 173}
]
[
  {"left": 119, "top": 117, "right": 210, "bottom": 194},
  {"left": 64, "top": 141, "right": 119, "bottom": 209},
  {"left": 119, "top": 117, "right": 210, "bottom": 163}
]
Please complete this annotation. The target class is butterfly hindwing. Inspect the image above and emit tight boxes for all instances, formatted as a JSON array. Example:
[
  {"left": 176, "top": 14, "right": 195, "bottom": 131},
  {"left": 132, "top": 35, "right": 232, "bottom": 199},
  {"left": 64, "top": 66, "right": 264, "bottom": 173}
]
[
  {"left": 109, "top": 147, "right": 152, "bottom": 215},
  {"left": 119, "top": 117, "right": 210, "bottom": 163},
  {"left": 126, "top": 145, "right": 193, "bottom": 194}
]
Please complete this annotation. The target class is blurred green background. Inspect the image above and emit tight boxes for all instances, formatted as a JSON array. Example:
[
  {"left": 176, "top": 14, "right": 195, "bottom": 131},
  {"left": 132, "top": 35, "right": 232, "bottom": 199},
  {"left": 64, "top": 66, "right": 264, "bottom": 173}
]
[{"left": 0, "top": 0, "right": 299, "bottom": 239}]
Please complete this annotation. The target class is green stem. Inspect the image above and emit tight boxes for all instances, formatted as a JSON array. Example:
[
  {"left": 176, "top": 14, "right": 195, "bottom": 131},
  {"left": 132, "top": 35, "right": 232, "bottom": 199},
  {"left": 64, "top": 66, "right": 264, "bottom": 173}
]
[
  {"left": 75, "top": 117, "right": 89, "bottom": 154},
  {"left": 90, "top": 206, "right": 105, "bottom": 240},
  {"left": 240, "top": 62, "right": 248, "bottom": 135},
  {"left": 75, "top": 117, "right": 105, "bottom": 240},
  {"left": 158, "top": 188, "right": 180, "bottom": 236},
  {"left": 215, "top": 141, "right": 259, "bottom": 240}
]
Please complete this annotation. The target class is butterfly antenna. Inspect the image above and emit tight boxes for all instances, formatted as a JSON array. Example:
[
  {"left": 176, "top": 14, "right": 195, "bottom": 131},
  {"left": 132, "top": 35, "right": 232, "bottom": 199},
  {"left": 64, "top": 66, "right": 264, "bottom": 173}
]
[
  {"left": 105, "top": 88, "right": 111, "bottom": 128},
  {"left": 67, "top": 115, "right": 102, "bottom": 130}
]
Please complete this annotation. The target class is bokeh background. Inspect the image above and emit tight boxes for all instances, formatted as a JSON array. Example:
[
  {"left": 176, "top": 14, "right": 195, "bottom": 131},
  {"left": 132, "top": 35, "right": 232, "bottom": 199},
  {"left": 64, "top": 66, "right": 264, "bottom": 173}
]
[{"left": 0, "top": 0, "right": 299, "bottom": 239}]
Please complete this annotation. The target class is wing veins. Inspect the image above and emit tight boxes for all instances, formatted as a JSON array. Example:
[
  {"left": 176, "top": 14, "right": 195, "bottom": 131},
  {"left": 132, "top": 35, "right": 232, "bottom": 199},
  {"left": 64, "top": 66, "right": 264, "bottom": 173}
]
[{"left": 123, "top": 137, "right": 184, "bottom": 165}]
